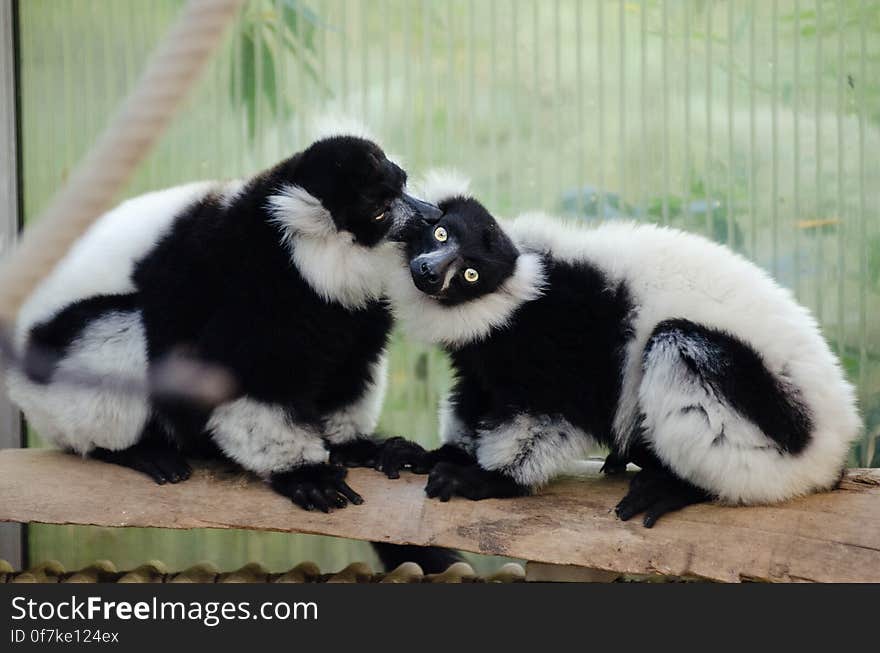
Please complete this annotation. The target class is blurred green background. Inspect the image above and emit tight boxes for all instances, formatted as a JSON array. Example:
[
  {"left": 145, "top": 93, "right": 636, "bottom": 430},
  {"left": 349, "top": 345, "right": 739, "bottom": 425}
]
[{"left": 14, "top": 0, "right": 880, "bottom": 572}]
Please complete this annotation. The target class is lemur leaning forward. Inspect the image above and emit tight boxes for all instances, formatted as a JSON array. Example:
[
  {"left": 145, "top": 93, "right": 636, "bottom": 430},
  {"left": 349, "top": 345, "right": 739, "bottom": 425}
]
[
  {"left": 376, "top": 172, "right": 861, "bottom": 527},
  {"left": 7, "top": 132, "right": 442, "bottom": 514}
]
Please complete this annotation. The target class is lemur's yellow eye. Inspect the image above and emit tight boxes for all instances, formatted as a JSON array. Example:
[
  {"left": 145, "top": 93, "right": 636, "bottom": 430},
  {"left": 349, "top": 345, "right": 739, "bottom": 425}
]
[
  {"left": 373, "top": 211, "right": 386, "bottom": 221},
  {"left": 434, "top": 226, "right": 448, "bottom": 242},
  {"left": 464, "top": 268, "right": 479, "bottom": 283}
]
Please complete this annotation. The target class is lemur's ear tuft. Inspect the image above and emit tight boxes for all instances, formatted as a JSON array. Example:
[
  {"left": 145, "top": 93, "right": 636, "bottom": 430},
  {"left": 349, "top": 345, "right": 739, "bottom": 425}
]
[
  {"left": 311, "top": 115, "right": 376, "bottom": 142},
  {"left": 415, "top": 169, "right": 472, "bottom": 206}
]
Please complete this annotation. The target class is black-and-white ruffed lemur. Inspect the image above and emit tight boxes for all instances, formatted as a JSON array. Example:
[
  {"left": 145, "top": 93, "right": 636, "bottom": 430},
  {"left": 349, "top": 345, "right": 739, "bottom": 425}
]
[
  {"left": 6, "top": 128, "right": 443, "bottom": 518},
  {"left": 376, "top": 171, "right": 861, "bottom": 527}
]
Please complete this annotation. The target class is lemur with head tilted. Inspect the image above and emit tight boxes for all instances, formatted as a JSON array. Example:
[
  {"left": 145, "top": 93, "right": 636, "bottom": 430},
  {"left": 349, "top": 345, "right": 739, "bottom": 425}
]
[
  {"left": 7, "top": 129, "right": 442, "bottom": 515},
  {"left": 377, "top": 172, "right": 861, "bottom": 527}
]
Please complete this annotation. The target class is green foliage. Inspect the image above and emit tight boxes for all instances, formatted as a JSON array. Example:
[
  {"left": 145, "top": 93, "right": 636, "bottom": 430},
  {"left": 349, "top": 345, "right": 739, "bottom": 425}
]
[{"left": 231, "top": 0, "right": 324, "bottom": 140}]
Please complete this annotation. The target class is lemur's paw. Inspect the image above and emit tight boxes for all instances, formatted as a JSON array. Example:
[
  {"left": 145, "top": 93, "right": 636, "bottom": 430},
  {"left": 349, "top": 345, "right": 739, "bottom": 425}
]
[
  {"left": 270, "top": 463, "right": 363, "bottom": 513},
  {"left": 614, "top": 468, "right": 710, "bottom": 528},
  {"left": 328, "top": 438, "right": 382, "bottom": 469},
  {"left": 600, "top": 451, "right": 628, "bottom": 475},
  {"left": 377, "top": 437, "right": 432, "bottom": 479},
  {"left": 91, "top": 442, "right": 192, "bottom": 485},
  {"left": 425, "top": 462, "right": 528, "bottom": 502}
]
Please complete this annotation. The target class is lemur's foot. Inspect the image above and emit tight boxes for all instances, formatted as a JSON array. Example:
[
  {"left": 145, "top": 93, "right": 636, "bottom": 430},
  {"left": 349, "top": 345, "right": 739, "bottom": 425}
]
[
  {"left": 425, "top": 462, "right": 529, "bottom": 502},
  {"left": 377, "top": 441, "right": 477, "bottom": 479},
  {"left": 376, "top": 437, "right": 432, "bottom": 479},
  {"left": 91, "top": 441, "right": 192, "bottom": 485},
  {"left": 600, "top": 451, "right": 628, "bottom": 475},
  {"left": 328, "top": 438, "right": 382, "bottom": 469},
  {"left": 615, "top": 467, "right": 710, "bottom": 528},
  {"left": 270, "top": 463, "right": 363, "bottom": 513}
]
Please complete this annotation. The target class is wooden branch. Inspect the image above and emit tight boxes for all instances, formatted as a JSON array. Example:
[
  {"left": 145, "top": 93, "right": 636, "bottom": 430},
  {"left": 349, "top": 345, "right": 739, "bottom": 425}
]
[{"left": 1, "top": 449, "right": 879, "bottom": 582}]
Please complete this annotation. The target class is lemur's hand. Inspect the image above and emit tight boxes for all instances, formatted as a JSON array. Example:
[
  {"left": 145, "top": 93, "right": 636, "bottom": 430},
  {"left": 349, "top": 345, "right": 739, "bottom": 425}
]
[
  {"left": 328, "top": 437, "right": 383, "bottom": 469},
  {"left": 270, "top": 463, "right": 363, "bottom": 512},
  {"left": 376, "top": 437, "right": 433, "bottom": 479},
  {"left": 425, "top": 462, "right": 529, "bottom": 502}
]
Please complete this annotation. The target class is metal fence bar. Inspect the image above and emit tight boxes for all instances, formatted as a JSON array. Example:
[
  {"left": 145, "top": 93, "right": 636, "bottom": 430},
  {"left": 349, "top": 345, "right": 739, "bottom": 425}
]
[
  {"left": 726, "top": 0, "right": 734, "bottom": 247},
  {"left": 660, "top": 1, "right": 669, "bottom": 225},
  {"left": 836, "top": 3, "right": 845, "bottom": 356},
  {"left": 618, "top": 0, "right": 626, "bottom": 208},
  {"left": 489, "top": 0, "right": 497, "bottom": 206},
  {"left": 0, "top": 0, "right": 24, "bottom": 570},
  {"left": 531, "top": 0, "right": 540, "bottom": 207},
  {"left": 749, "top": 0, "right": 757, "bottom": 255},
  {"left": 639, "top": 0, "right": 647, "bottom": 213},
  {"left": 575, "top": 0, "right": 583, "bottom": 216},
  {"left": 510, "top": 0, "right": 519, "bottom": 210},
  {"left": 683, "top": 0, "right": 691, "bottom": 227},
  {"left": 794, "top": 0, "right": 802, "bottom": 296},
  {"left": 815, "top": 0, "right": 825, "bottom": 323},
  {"left": 771, "top": 0, "right": 779, "bottom": 278},
  {"left": 705, "top": 2, "right": 714, "bottom": 236},
  {"left": 857, "top": 0, "right": 869, "bottom": 463},
  {"left": 598, "top": 0, "right": 606, "bottom": 221}
]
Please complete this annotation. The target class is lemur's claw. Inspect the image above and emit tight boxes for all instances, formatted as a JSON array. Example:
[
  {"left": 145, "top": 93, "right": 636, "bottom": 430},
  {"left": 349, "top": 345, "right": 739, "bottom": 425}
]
[
  {"left": 270, "top": 463, "right": 363, "bottom": 512},
  {"left": 615, "top": 467, "right": 710, "bottom": 528}
]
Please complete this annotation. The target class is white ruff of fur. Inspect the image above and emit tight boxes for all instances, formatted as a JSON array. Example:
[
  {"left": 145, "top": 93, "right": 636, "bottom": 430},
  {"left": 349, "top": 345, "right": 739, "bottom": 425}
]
[
  {"left": 415, "top": 169, "right": 471, "bottom": 205},
  {"left": 268, "top": 184, "right": 390, "bottom": 311},
  {"left": 388, "top": 251, "right": 546, "bottom": 347}
]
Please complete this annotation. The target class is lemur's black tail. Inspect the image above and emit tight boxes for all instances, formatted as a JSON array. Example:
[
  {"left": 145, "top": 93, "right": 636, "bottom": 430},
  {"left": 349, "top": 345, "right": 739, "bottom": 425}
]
[{"left": 371, "top": 543, "right": 463, "bottom": 574}]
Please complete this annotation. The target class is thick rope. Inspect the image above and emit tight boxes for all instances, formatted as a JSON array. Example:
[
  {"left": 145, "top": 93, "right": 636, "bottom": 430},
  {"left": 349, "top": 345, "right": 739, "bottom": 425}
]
[{"left": 0, "top": 0, "right": 246, "bottom": 324}]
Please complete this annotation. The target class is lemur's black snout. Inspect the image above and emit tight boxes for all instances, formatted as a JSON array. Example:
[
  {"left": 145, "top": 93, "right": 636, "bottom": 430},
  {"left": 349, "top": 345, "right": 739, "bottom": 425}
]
[
  {"left": 402, "top": 194, "right": 443, "bottom": 224},
  {"left": 410, "top": 246, "right": 459, "bottom": 295}
]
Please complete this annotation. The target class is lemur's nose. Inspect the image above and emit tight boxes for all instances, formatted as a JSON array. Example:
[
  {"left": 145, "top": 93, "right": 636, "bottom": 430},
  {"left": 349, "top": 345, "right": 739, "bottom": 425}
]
[{"left": 419, "top": 261, "right": 438, "bottom": 283}]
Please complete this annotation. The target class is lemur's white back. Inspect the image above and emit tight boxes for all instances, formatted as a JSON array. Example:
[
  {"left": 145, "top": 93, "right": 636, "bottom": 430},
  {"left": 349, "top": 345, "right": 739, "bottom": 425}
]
[{"left": 15, "top": 181, "right": 219, "bottom": 345}]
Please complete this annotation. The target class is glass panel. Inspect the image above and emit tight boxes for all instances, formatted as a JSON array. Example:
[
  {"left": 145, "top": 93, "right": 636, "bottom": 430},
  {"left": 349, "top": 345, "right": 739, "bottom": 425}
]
[{"left": 17, "top": 0, "right": 880, "bottom": 570}]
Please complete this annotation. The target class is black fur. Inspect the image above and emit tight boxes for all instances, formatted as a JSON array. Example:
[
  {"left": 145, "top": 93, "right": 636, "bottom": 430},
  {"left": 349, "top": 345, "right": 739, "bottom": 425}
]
[
  {"left": 129, "top": 138, "right": 401, "bottom": 456},
  {"left": 425, "top": 462, "right": 530, "bottom": 501},
  {"left": 404, "top": 197, "right": 519, "bottom": 303},
  {"left": 447, "top": 257, "right": 635, "bottom": 448},
  {"left": 91, "top": 417, "right": 191, "bottom": 485},
  {"left": 644, "top": 318, "right": 813, "bottom": 455},
  {"left": 394, "top": 196, "right": 816, "bottom": 525},
  {"left": 25, "top": 293, "right": 139, "bottom": 383},
  {"left": 26, "top": 137, "right": 406, "bottom": 500},
  {"left": 371, "top": 543, "right": 463, "bottom": 575}
]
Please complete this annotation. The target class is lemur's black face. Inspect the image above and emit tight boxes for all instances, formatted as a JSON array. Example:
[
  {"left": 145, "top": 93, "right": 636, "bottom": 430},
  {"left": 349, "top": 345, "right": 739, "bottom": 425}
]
[
  {"left": 403, "top": 197, "right": 519, "bottom": 305},
  {"left": 295, "top": 136, "right": 441, "bottom": 247}
]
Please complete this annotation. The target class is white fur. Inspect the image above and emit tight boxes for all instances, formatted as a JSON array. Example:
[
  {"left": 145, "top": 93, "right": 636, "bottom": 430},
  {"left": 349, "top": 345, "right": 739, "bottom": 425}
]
[
  {"left": 387, "top": 251, "right": 546, "bottom": 347},
  {"left": 8, "top": 183, "right": 218, "bottom": 455},
  {"left": 207, "top": 398, "right": 329, "bottom": 477},
  {"left": 414, "top": 169, "right": 471, "bottom": 206},
  {"left": 437, "top": 395, "right": 477, "bottom": 454},
  {"left": 323, "top": 353, "right": 389, "bottom": 445},
  {"left": 501, "top": 213, "right": 861, "bottom": 503},
  {"left": 15, "top": 182, "right": 218, "bottom": 346},
  {"left": 268, "top": 184, "right": 394, "bottom": 310},
  {"left": 6, "top": 311, "right": 149, "bottom": 454},
  {"left": 477, "top": 414, "right": 595, "bottom": 487},
  {"left": 311, "top": 115, "right": 375, "bottom": 142}
]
